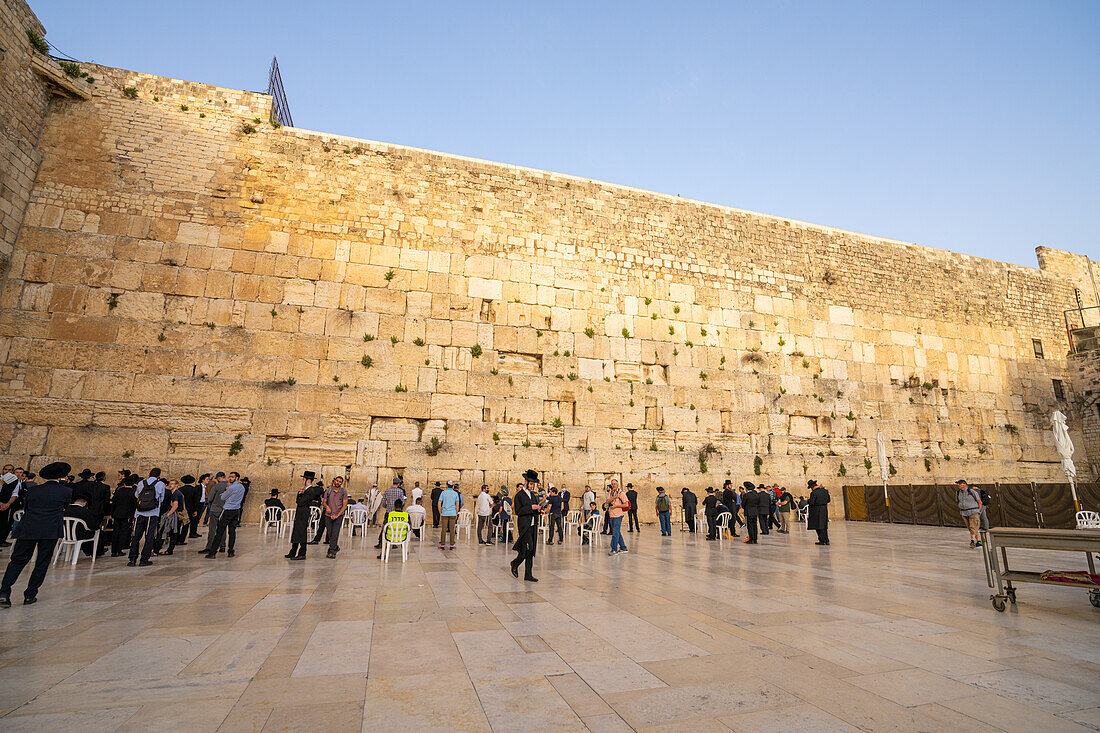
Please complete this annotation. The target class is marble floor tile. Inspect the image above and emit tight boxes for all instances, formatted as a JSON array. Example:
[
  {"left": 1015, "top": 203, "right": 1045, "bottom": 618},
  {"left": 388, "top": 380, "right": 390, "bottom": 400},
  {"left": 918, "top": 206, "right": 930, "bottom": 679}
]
[
  {"left": 0, "top": 707, "right": 140, "bottom": 731},
  {"left": 291, "top": 620, "right": 372, "bottom": 677},
  {"left": 362, "top": 672, "right": 490, "bottom": 732},
  {"left": 848, "top": 667, "right": 979, "bottom": 707},
  {"left": 961, "top": 668, "right": 1100, "bottom": 713},
  {"left": 473, "top": 675, "right": 584, "bottom": 732},
  {"left": 570, "top": 657, "right": 668, "bottom": 695},
  {"left": 720, "top": 703, "right": 862, "bottom": 733}
]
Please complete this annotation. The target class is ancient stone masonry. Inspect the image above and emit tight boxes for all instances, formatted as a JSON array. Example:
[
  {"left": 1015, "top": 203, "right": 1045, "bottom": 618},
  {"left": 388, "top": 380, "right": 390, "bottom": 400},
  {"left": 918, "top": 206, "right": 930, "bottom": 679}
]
[{"left": 0, "top": 1, "right": 1094, "bottom": 520}]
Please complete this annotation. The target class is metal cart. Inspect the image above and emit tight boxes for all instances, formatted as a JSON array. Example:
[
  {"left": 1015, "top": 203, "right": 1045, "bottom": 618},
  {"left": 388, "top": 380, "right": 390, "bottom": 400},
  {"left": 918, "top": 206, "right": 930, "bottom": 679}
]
[{"left": 981, "top": 527, "right": 1100, "bottom": 612}]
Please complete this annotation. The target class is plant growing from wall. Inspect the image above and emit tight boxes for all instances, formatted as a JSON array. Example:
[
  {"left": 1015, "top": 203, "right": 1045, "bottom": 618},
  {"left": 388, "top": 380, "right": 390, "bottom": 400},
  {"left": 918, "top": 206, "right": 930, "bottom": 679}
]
[
  {"left": 363, "top": 333, "right": 375, "bottom": 341},
  {"left": 395, "top": 384, "right": 408, "bottom": 392},
  {"left": 286, "top": 377, "right": 296, "bottom": 386},
  {"left": 26, "top": 29, "right": 49, "bottom": 54},
  {"left": 621, "top": 328, "right": 631, "bottom": 338},
  {"left": 413, "top": 337, "right": 425, "bottom": 346},
  {"left": 673, "top": 306, "right": 680, "bottom": 314},
  {"left": 107, "top": 292, "right": 119, "bottom": 309},
  {"left": 924, "top": 458, "right": 932, "bottom": 472},
  {"left": 384, "top": 270, "right": 395, "bottom": 281},
  {"left": 493, "top": 432, "right": 500, "bottom": 443},
  {"left": 228, "top": 434, "right": 244, "bottom": 456},
  {"left": 424, "top": 437, "right": 444, "bottom": 456},
  {"left": 390, "top": 335, "right": 398, "bottom": 345},
  {"left": 122, "top": 86, "right": 139, "bottom": 99},
  {"left": 698, "top": 442, "right": 717, "bottom": 474},
  {"left": 888, "top": 461, "right": 896, "bottom": 475},
  {"left": 360, "top": 355, "right": 373, "bottom": 368},
  {"left": 584, "top": 327, "right": 595, "bottom": 338},
  {"left": 649, "top": 442, "right": 658, "bottom": 452},
  {"left": 864, "top": 458, "right": 873, "bottom": 475},
  {"left": 837, "top": 462, "right": 847, "bottom": 477},
  {"left": 471, "top": 344, "right": 483, "bottom": 358},
  {"left": 242, "top": 123, "right": 257, "bottom": 134},
  {"left": 180, "top": 104, "right": 189, "bottom": 111},
  {"left": 753, "top": 455, "right": 763, "bottom": 475}
]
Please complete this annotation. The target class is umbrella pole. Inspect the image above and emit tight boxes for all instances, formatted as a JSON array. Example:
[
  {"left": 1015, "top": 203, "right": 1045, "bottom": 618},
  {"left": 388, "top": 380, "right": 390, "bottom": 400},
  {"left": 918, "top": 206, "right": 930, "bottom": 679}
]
[{"left": 1070, "top": 477, "right": 1080, "bottom": 513}]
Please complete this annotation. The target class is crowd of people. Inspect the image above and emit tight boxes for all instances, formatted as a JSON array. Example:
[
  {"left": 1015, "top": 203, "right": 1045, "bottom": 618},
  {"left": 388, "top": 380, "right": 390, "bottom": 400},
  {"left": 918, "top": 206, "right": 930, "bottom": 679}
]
[
  {"left": 0, "top": 456, "right": 836, "bottom": 604},
  {"left": 0, "top": 462, "right": 253, "bottom": 606}
]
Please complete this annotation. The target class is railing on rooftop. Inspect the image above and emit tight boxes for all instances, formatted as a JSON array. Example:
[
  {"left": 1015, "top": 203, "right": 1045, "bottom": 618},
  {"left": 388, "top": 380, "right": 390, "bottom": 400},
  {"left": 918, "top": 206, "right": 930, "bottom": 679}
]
[
  {"left": 266, "top": 56, "right": 293, "bottom": 127},
  {"left": 1065, "top": 305, "right": 1100, "bottom": 354}
]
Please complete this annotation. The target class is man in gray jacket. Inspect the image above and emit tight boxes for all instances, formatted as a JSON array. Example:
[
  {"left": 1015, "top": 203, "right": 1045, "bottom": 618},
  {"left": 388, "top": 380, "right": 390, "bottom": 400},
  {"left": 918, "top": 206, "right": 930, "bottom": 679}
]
[
  {"left": 955, "top": 479, "right": 983, "bottom": 548},
  {"left": 199, "top": 472, "right": 228, "bottom": 553}
]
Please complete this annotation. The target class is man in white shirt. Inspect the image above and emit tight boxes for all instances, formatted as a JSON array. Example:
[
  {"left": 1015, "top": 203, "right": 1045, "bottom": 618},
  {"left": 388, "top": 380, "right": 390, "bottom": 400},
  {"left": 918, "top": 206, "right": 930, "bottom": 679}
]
[
  {"left": 475, "top": 484, "right": 494, "bottom": 545},
  {"left": 411, "top": 481, "right": 423, "bottom": 504},
  {"left": 406, "top": 497, "right": 427, "bottom": 538}
]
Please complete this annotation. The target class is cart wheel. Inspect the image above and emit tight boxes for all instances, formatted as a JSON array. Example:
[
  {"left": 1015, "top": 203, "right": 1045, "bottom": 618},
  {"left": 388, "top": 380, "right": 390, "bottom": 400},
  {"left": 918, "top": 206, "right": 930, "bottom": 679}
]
[
  {"left": 1090, "top": 591, "right": 1100, "bottom": 609},
  {"left": 991, "top": 596, "right": 1007, "bottom": 612},
  {"left": 1007, "top": 589, "right": 1017, "bottom": 605}
]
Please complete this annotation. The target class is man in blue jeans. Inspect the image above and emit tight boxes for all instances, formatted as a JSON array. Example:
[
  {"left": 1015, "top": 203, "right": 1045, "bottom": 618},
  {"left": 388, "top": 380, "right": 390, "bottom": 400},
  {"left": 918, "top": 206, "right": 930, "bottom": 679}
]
[
  {"left": 206, "top": 472, "right": 245, "bottom": 559},
  {"left": 438, "top": 481, "right": 460, "bottom": 549},
  {"left": 655, "top": 486, "right": 672, "bottom": 536}
]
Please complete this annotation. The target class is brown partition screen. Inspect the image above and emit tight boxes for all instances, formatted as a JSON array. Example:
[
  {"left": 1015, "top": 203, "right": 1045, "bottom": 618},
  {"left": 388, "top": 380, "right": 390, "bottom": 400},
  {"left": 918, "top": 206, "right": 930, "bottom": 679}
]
[
  {"left": 981, "top": 484, "right": 1004, "bottom": 528},
  {"left": 1078, "top": 483, "right": 1100, "bottom": 513},
  {"left": 911, "top": 484, "right": 941, "bottom": 525},
  {"left": 844, "top": 485, "right": 868, "bottom": 521},
  {"left": 999, "top": 483, "right": 1039, "bottom": 528},
  {"left": 937, "top": 484, "right": 966, "bottom": 527},
  {"left": 889, "top": 485, "right": 915, "bottom": 524},
  {"left": 865, "top": 486, "right": 888, "bottom": 523},
  {"left": 1036, "top": 483, "right": 1076, "bottom": 529}
]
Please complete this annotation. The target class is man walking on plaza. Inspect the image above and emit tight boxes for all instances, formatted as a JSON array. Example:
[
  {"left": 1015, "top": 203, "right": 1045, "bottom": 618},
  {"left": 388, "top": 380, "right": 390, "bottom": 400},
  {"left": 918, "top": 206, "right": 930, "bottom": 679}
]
[
  {"left": 129, "top": 468, "right": 165, "bottom": 566},
  {"left": 625, "top": 483, "right": 640, "bottom": 533},
  {"left": 476, "top": 484, "right": 494, "bottom": 544},
  {"left": 510, "top": 469, "right": 543, "bottom": 581},
  {"left": 206, "top": 472, "right": 245, "bottom": 558},
  {"left": 807, "top": 480, "right": 831, "bottom": 545},
  {"left": 546, "top": 485, "right": 565, "bottom": 544},
  {"left": 438, "top": 481, "right": 460, "bottom": 550},
  {"left": 955, "top": 479, "right": 984, "bottom": 548},
  {"left": 322, "top": 476, "right": 349, "bottom": 559},
  {"left": 777, "top": 485, "right": 794, "bottom": 533},
  {"left": 655, "top": 486, "right": 672, "bottom": 536},
  {"left": 0, "top": 462, "right": 71, "bottom": 607}
]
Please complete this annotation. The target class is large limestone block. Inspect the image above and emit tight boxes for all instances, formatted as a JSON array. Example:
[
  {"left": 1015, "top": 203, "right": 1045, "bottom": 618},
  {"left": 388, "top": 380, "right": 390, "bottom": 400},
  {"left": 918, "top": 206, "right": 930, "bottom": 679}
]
[
  {"left": 0, "top": 397, "right": 94, "bottom": 426},
  {"left": 44, "top": 427, "right": 169, "bottom": 458},
  {"left": 370, "top": 418, "right": 421, "bottom": 442},
  {"left": 468, "top": 277, "right": 503, "bottom": 300},
  {"left": 662, "top": 407, "right": 697, "bottom": 432},
  {"left": 430, "top": 393, "right": 483, "bottom": 421},
  {"left": 265, "top": 437, "right": 358, "bottom": 464}
]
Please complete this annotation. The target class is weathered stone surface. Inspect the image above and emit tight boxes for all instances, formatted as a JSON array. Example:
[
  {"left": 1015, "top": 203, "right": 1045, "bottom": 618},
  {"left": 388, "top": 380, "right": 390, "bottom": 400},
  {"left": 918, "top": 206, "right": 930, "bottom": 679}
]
[{"left": 0, "top": 37, "right": 1093, "bottom": 527}]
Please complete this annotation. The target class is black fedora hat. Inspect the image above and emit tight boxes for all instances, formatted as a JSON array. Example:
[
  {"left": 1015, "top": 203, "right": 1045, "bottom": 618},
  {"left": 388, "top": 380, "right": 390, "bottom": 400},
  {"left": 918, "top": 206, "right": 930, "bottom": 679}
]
[
  {"left": 40, "top": 461, "right": 71, "bottom": 481},
  {"left": 303, "top": 470, "right": 316, "bottom": 480},
  {"left": 180, "top": 474, "right": 196, "bottom": 484},
  {"left": 522, "top": 468, "right": 539, "bottom": 484},
  {"left": 742, "top": 481, "right": 755, "bottom": 491},
  {"left": 78, "top": 468, "right": 94, "bottom": 479}
]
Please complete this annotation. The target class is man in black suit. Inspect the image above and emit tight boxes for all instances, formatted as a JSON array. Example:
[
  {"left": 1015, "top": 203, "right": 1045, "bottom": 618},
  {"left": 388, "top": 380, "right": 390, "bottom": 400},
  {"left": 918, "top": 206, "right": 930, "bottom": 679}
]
[
  {"left": 509, "top": 469, "right": 544, "bottom": 582},
  {"left": 430, "top": 482, "right": 443, "bottom": 528},
  {"left": 1, "top": 461, "right": 72, "bottom": 607},
  {"left": 741, "top": 482, "right": 760, "bottom": 544},
  {"left": 720, "top": 481, "right": 741, "bottom": 536},
  {"left": 110, "top": 475, "right": 138, "bottom": 556},
  {"left": 681, "top": 488, "right": 697, "bottom": 533},
  {"left": 625, "top": 483, "right": 639, "bottom": 533},
  {"left": 703, "top": 488, "right": 719, "bottom": 540},
  {"left": 807, "top": 480, "right": 831, "bottom": 545},
  {"left": 71, "top": 469, "right": 109, "bottom": 530},
  {"left": 64, "top": 498, "right": 98, "bottom": 542}
]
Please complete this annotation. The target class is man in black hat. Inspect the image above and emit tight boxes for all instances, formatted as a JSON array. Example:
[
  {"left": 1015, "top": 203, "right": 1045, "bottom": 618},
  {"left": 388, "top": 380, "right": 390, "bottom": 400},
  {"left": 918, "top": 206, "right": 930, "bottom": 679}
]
[
  {"left": 176, "top": 475, "right": 199, "bottom": 546},
  {"left": 625, "top": 483, "right": 639, "bottom": 533},
  {"left": 720, "top": 481, "right": 742, "bottom": 537},
  {"left": 110, "top": 474, "right": 138, "bottom": 556},
  {"left": 1, "top": 461, "right": 71, "bottom": 607},
  {"left": 703, "top": 487, "right": 719, "bottom": 540},
  {"left": 430, "top": 481, "right": 443, "bottom": 528},
  {"left": 681, "top": 487, "right": 697, "bottom": 532},
  {"left": 71, "top": 469, "right": 109, "bottom": 533},
  {"left": 510, "top": 469, "right": 543, "bottom": 582},
  {"left": 806, "top": 480, "right": 831, "bottom": 545},
  {"left": 741, "top": 482, "right": 760, "bottom": 544}
]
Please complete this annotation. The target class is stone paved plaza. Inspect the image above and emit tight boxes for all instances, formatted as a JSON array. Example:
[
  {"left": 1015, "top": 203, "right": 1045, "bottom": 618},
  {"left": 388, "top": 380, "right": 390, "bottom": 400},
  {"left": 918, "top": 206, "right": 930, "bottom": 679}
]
[{"left": 1, "top": 521, "right": 1098, "bottom": 732}]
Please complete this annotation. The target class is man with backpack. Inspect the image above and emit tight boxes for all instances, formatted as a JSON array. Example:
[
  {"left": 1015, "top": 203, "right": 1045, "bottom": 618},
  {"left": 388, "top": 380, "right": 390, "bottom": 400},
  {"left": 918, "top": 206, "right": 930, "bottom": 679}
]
[
  {"left": 655, "top": 486, "right": 672, "bottom": 536},
  {"left": 129, "top": 468, "right": 165, "bottom": 566},
  {"left": 955, "top": 479, "right": 984, "bottom": 548}
]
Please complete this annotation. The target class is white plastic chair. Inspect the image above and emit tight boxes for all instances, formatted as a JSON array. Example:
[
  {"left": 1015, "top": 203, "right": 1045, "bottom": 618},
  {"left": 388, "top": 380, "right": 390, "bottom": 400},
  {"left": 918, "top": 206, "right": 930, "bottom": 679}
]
[
  {"left": 347, "top": 506, "right": 369, "bottom": 537},
  {"left": 261, "top": 506, "right": 282, "bottom": 535},
  {"left": 696, "top": 510, "right": 708, "bottom": 538},
  {"left": 456, "top": 509, "right": 473, "bottom": 542},
  {"left": 307, "top": 505, "right": 322, "bottom": 537},
  {"left": 797, "top": 505, "right": 809, "bottom": 522},
  {"left": 715, "top": 512, "right": 732, "bottom": 544},
  {"left": 380, "top": 520, "right": 411, "bottom": 562},
  {"left": 279, "top": 508, "right": 295, "bottom": 537},
  {"left": 563, "top": 509, "right": 581, "bottom": 537},
  {"left": 580, "top": 513, "right": 602, "bottom": 547},
  {"left": 1076, "top": 511, "right": 1100, "bottom": 529},
  {"left": 52, "top": 517, "right": 99, "bottom": 567},
  {"left": 408, "top": 511, "right": 426, "bottom": 543}
]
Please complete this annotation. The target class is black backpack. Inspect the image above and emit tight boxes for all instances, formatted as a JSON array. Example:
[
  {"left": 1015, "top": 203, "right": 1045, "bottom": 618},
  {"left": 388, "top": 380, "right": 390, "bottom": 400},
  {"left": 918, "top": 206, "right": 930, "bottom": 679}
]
[
  {"left": 136, "top": 478, "right": 159, "bottom": 512},
  {"left": 978, "top": 487, "right": 992, "bottom": 505}
]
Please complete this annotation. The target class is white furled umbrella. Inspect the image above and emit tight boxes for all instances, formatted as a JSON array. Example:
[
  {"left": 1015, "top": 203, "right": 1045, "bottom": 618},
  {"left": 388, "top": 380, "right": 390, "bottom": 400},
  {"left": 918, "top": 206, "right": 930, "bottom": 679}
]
[
  {"left": 876, "top": 430, "right": 889, "bottom": 508},
  {"left": 1050, "top": 410, "right": 1079, "bottom": 511}
]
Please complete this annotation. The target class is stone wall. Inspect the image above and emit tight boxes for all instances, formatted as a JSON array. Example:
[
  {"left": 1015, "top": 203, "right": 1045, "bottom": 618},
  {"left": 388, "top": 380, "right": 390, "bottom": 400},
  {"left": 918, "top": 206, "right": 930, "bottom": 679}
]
[
  {"left": 1069, "top": 349, "right": 1100, "bottom": 480},
  {"left": 0, "top": 0, "right": 49, "bottom": 269},
  {"left": 0, "top": 57, "right": 1092, "bottom": 521}
]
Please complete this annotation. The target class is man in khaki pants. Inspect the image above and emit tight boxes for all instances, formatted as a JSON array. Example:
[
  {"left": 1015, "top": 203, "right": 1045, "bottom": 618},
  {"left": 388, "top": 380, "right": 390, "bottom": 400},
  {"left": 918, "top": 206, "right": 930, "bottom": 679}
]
[{"left": 437, "top": 482, "right": 461, "bottom": 550}]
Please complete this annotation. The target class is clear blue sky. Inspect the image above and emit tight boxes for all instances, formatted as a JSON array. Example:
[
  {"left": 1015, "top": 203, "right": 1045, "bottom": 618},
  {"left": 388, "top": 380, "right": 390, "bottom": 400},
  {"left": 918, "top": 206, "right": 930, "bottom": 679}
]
[{"left": 34, "top": 1, "right": 1098, "bottom": 267}]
